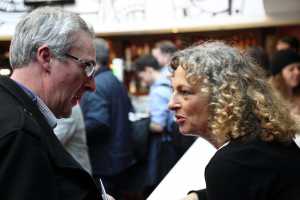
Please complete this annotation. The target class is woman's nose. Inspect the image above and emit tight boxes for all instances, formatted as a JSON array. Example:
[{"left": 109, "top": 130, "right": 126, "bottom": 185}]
[{"left": 168, "top": 93, "right": 180, "bottom": 110}]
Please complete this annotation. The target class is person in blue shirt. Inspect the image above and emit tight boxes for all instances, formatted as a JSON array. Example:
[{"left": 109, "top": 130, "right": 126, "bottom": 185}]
[
  {"left": 80, "top": 38, "right": 136, "bottom": 199},
  {"left": 134, "top": 54, "right": 178, "bottom": 193}
]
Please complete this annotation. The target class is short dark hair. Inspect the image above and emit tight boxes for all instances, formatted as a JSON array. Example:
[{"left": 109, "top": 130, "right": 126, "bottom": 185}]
[
  {"left": 94, "top": 38, "right": 109, "bottom": 66},
  {"left": 134, "top": 54, "right": 161, "bottom": 72},
  {"left": 279, "top": 36, "right": 299, "bottom": 51},
  {"left": 154, "top": 40, "right": 177, "bottom": 55}
]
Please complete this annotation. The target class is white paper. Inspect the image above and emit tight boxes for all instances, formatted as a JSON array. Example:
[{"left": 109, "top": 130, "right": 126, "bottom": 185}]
[{"left": 147, "top": 138, "right": 216, "bottom": 200}]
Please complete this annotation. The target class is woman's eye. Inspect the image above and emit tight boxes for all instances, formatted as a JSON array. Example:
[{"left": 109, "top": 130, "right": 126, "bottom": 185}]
[{"left": 180, "top": 90, "right": 192, "bottom": 96}]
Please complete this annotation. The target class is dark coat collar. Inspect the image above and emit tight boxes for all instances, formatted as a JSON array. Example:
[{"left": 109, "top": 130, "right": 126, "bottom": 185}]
[{"left": 0, "top": 76, "right": 90, "bottom": 172}]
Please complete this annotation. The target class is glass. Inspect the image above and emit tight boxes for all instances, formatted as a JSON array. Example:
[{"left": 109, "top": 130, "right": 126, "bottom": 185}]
[{"left": 65, "top": 53, "right": 96, "bottom": 78}]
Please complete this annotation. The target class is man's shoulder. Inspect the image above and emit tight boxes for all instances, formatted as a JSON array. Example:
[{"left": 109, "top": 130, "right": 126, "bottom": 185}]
[
  {"left": 95, "top": 69, "right": 116, "bottom": 82},
  {"left": 0, "top": 101, "right": 25, "bottom": 138},
  {"left": 0, "top": 85, "right": 35, "bottom": 139}
]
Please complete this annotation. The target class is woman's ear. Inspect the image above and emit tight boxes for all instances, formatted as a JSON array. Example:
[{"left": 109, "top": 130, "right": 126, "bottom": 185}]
[{"left": 36, "top": 44, "right": 51, "bottom": 72}]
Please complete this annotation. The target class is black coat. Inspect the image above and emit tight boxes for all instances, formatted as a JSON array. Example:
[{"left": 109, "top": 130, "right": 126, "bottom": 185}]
[
  {"left": 0, "top": 76, "right": 101, "bottom": 200},
  {"left": 194, "top": 136, "right": 300, "bottom": 200}
]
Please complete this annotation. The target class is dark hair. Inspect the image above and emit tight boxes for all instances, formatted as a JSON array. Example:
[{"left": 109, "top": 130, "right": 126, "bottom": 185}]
[
  {"left": 279, "top": 36, "right": 299, "bottom": 51},
  {"left": 134, "top": 54, "right": 161, "bottom": 72},
  {"left": 94, "top": 38, "right": 109, "bottom": 66},
  {"left": 154, "top": 40, "right": 177, "bottom": 55},
  {"left": 270, "top": 49, "right": 300, "bottom": 75},
  {"left": 245, "top": 46, "right": 270, "bottom": 75}
]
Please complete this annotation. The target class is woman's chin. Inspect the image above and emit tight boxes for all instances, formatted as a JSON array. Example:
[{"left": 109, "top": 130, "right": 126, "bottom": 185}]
[
  {"left": 179, "top": 127, "right": 193, "bottom": 136},
  {"left": 179, "top": 126, "right": 202, "bottom": 137}
]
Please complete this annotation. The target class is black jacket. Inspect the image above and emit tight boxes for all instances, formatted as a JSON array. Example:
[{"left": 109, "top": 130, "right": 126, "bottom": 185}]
[
  {"left": 0, "top": 76, "right": 101, "bottom": 200},
  {"left": 197, "top": 136, "right": 300, "bottom": 200}
]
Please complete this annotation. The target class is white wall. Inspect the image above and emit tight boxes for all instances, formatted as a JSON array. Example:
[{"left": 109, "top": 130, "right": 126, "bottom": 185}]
[{"left": 0, "top": 0, "right": 299, "bottom": 38}]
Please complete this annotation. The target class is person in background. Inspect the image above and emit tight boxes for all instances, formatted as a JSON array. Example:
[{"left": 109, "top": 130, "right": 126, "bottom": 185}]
[
  {"left": 269, "top": 49, "right": 300, "bottom": 115},
  {"left": 153, "top": 40, "right": 196, "bottom": 162},
  {"left": 0, "top": 7, "right": 101, "bottom": 200},
  {"left": 151, "top": 40, "right": 177, "bottom": 132},
  {"left": 245, "top": 45, "right": 270, "bottom": 76},
  {"left": 54, "top": 104, "right": 92, "bottom": 174},
  {"left": 80, "top": 38, "right": 136, "bottom": 199},
  {"left": 152, "top": 40, "right": 177, "bottom": 70},
  {"left": 169, "top": 41, "right": 300, "bottom": 200},
  {"left": 276, "top": 35, "right": 299, "bottom": 52},
  {"left": 134, "top": 54, "right": 178, "bottom": 195}
]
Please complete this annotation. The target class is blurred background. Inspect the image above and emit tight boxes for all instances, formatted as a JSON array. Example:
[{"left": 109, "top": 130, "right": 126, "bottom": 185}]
[{"left": 0, "top": 0, "right": 299, "bottom": 96}]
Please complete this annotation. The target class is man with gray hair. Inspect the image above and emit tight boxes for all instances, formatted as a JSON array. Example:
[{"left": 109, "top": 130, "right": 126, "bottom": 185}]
[
  {"left": 81, "top": 38, "right": 137, "bottom": 199},
  {"left": 0, "top": 7, "right": 103, "bottom": 200}
]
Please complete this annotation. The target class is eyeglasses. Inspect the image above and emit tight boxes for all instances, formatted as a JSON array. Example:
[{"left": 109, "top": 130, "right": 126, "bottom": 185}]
[{"left": 65, "top": 53, "right": 96, "bottom": 78}]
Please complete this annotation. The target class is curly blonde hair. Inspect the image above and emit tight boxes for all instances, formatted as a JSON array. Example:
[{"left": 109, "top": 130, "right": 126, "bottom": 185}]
[{"left": 170, "top": 41, "right": 300, "bottom": 144}]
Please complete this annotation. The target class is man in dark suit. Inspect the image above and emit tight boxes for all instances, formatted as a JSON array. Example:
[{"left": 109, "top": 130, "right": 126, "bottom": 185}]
[
  {"left": 81, "top": 38, "right": 137, "bottom": 199},
  {"left": 0, "top": 6, "right": 110, "bottom": 200}
]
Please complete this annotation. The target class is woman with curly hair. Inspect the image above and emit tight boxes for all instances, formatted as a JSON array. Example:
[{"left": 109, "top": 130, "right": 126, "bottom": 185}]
[{"left": 169, "top": 41, "right": 300, "bottom": 200}]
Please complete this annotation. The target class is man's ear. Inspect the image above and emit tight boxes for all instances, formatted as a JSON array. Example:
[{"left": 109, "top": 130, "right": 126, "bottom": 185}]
[{"left": 36, "top": 44, "right": 51, "bottom": 72}]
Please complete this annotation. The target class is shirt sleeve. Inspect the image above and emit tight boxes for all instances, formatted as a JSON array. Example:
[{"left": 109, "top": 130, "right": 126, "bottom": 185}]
[{"left": 149, "top": 85, "right": 172, "bottom": 128}]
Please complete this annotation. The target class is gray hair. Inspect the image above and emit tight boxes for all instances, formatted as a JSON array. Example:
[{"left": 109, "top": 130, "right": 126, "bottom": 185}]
[
  {"left": 94, "top": 38, "right": 109, "bottom": 66},
  {"left": 10, "top": 6, "right": 94, "bottom": 69},
  {"left": 171, "top": 41, "right": 265, "bottom": 91},
  {"left": 171, "top": 41, "right": 298, "bottom": 143}
]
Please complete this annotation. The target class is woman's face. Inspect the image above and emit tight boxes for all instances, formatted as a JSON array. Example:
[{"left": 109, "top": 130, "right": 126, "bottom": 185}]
[
  {"left": 168, "top": 66, "right": 209, "bottom": 137},
  {"left": 276, "top": 41, "right": 291, "bottom": 51},
  {"left": 281, "top": 62, "right": 300, "bottom": 89}
]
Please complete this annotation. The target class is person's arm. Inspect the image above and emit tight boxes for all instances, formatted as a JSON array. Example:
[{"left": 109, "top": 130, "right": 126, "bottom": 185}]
[
  {"left": 80, "top": 88, "right": 111, "bottom": 138},
  {"left": 0, "top": 131, "right": 58, "bottom": 200},
  {"left": 149, "top": 86, "right": 171, "bottom": 133}
]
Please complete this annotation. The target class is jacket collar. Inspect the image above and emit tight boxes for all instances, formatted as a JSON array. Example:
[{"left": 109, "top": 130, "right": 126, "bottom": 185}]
[{"left": 0, "top": 76, "right": 88, "bottom": 172}]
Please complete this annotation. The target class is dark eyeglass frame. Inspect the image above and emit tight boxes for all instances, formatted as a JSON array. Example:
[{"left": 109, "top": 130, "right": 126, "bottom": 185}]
[{"left": 65, "top": 53, "right": 96, "bottom": 78}]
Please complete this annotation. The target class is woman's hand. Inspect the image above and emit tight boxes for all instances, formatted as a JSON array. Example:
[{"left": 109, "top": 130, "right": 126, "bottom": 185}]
[{"left": 180, "top": 192, "right": 199, "bottom": 200}]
